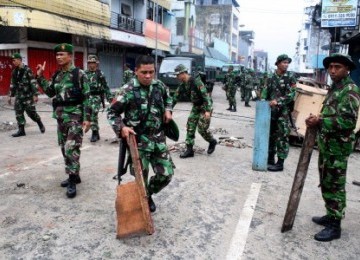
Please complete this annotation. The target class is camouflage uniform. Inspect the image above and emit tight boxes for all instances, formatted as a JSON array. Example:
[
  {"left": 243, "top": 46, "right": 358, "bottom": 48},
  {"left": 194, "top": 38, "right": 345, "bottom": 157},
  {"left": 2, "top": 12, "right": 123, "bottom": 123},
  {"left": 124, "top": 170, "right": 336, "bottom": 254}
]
[
  {"left": 261, "top": 70, "right": 297, "bottom": 161},
  {"left": 173, "top": 75, "right": 214, "bottom": 146},
  {"left": 244, "top": 70, "right": 255, "bottom": 106},
  {"left": 38, "top": 66, "right": 91, "bottom": 176},
  {"left": 108, "top": 77, "right": 174, "bottom": 195},
  {"left": 123, "top": 69, "right": 134, "bottom": 85},
  {"left": 9, "top": 64, "right": 43, "bottom": 130},
  {"left": 317, "top": 75, "right": 360, "bottom": 219},
  {"left": 85, "top": 69, "right": 113, "bottom": 132},
  {"left": 224, "top": 71, "right": 237, "bottom": 110},
  {"left": 239, "top": 69, "right": 247, "bottom": 101}
]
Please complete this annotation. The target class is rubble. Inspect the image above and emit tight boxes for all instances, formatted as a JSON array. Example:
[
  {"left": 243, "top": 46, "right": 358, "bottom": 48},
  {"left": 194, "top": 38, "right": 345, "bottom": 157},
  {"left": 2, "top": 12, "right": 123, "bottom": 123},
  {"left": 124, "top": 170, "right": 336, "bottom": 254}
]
[
  {"left": 218, "top": 136, "right": 251, "bottom": 149},
  {"left": 168, "top": 142, "right": 205, "bottom": 154},
  {"left": 0, "top": 121, "right": 17, "bottom": 132}
]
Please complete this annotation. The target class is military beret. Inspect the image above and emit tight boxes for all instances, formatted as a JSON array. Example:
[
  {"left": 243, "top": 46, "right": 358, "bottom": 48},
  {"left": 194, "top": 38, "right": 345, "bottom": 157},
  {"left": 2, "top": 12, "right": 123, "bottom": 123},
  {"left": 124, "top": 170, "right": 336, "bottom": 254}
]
[
  {"left": 323, "top": 53, "right": 356, "bottom": 71},
  {"left": 54, "top": 43, "right": 73, "bottom": 53},
  {"left": 174, "top": 64, "right": 188, "bottom": 75},
  {"left": 275, "top": 54, "right": 292, "bottom": 65},
  {"left": 11, "top": 53, "right": 22, "bottom": 59},
  {"left": 87, "top": 55, "right": 99, "bottom": 63}
]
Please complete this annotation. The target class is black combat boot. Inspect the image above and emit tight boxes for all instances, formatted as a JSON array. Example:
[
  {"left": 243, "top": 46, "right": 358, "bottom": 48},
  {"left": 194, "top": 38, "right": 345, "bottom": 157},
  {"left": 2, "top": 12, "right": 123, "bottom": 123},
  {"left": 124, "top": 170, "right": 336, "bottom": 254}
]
[
  {"left": 37, "top": 120, "right": 45, "bottom": 133},
  {"left": 267, "top": 158, "right": 284, "bottom": 171},
  {"left": 226, "top": 105, "right": 232, "bottom": 111},
  {"left": 180, "top": 145, "right": 194, "bottom": 158},
  {"left": 90, "top": 130, "right": 100, "bottom": 142},
  {"left": 61, "top": 175, "right": 81, "bottom": 187},
  {"left": 312, "top": 215, "right": 332, "bottom": 227},
  {"left": 314, "top": 218, "right": 341, "bottom": 242},
  {"left": 245, "top": 102, "right": 251, "bottom": 107},
  {"left": 230, "top": 106, "right": 237, "bottom": 112},
  {"left": 12, "top": 125, "right": 26, "bottom": 137},
  {"left": 207, "top": 139, "right": 217, "bottom": 154},
  {"left": 267, "top": 153, "right": 275, "bottom": 166},
  {"left": 66, "top": 175, "right": 79, "bottom": 198},
  {"left": 148, "top": 195, "right": 156, "bottom": 213}
]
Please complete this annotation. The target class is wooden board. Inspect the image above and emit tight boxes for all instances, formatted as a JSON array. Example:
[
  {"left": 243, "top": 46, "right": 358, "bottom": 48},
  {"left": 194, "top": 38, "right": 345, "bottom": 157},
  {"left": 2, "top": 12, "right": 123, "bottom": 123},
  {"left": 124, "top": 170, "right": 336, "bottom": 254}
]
[
  {"left": 252, "top": 100, "right": 271, "bottom": 171},
  {"left": 115, "top": 135, "right": 155, "bottom": 238}
]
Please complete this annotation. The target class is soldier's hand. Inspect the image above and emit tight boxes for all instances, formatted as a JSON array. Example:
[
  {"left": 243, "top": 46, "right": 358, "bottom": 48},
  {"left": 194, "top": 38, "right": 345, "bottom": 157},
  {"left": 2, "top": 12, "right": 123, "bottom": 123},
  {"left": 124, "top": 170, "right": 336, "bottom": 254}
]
[
  {"left": 82, "top": 121, "right": 91, "bottom": 133},
  {"left": 163, "top": 110, "right": 172, "bottom": 124},
  {"left": 305, "top": 114, "right": 320, "bottom": 128},
  {"left": 36, "top": 61, "right": 46, "bottom": 77},
  {"left": 204, "top": 111, "right": 211, "bottom": 119},
  {"left": 121, "top": 126, "right": 136, "bottom": 139},
  {"left": 8, "top": 97, "right": 11, "bottom": 105},
  {"left": 33, "top": 96, "right": 39, "bottom": 103},
  {"left": 269, "top": 99, "right": 278, "bottom": 107}
]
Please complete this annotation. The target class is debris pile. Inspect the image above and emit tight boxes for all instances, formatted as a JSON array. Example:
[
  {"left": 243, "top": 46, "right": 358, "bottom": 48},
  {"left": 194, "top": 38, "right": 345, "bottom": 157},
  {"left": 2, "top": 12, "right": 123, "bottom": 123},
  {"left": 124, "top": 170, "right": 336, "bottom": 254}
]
[
  {"left": 218, "top": 136, "right": 250, "bottom": 149},
  {"left": 209, "top": 127, "right": 229, "bottom": 135},
  {"left": 168, "top": 142, "right": 205, "bottom": 154},
  {"left": 1, "top": 121, "right": 17, "bottom": 132}
]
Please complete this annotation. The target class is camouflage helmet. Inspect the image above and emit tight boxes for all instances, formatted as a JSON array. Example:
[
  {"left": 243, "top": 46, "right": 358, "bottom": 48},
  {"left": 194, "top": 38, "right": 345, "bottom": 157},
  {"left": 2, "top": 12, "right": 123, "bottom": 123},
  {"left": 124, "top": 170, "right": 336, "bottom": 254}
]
[
  {"left": 87, "top": 55, "right": 99, "bottom": 63},
  {"left": 275, "top": 54, "right": 292, "bottom": 65},
  {"left": 323, "top": 53, "right": 356, "bottom": 71},
  {"left": 174, "top": 64, "right": 188, "bottom": 75},
  {"left": 11, "top": 53, "right": 22, "bottom": 59}
]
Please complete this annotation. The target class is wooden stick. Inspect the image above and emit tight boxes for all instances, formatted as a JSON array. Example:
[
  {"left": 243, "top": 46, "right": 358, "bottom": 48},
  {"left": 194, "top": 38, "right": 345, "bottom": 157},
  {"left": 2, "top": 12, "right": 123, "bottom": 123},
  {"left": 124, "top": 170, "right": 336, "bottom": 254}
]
[{"left": 281, "top": 127, "right": 317, "bottom": 232}]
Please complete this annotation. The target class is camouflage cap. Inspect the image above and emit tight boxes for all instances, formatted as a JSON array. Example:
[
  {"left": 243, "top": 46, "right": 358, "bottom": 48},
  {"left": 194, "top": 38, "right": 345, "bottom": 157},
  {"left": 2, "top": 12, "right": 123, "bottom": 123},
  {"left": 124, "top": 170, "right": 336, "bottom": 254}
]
[
  {"left": 54, "top": 43, "right": 73, "bottom": 53},
  {"left": 174, "top": 64, "right": 188, "bottom": 75},
  {"left": 275, "top": 54, "right": 292, "bottom": 65},
  {"left": 11, "top": 53, "right": 22, "bottom": 59},
  {"left": 323, "top": 53, "right": 356, "bottom": 71},
  {"left": 87, "top": 55, "right": 99, "bottom": 63}
]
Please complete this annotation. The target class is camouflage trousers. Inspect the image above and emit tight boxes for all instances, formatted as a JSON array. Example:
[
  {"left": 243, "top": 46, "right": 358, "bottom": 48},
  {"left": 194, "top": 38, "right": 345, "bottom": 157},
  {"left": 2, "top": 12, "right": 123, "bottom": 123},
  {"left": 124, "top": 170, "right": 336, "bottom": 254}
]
[
  {"left": 244, "top": 86, "right": 252, "bottom": 104},
  {"left": 240, "top": 85, "right": 245, "bottom": 100},
  {"left": 227, "top": 86, "right": 237, "bottom": 107},
  {"left": 268, "top": 114, "right": 290, "bottom": 159},
  {"left": 14, "top": 98, "right": 41, "bottom": 126},
  {"left": 186, "top": 106, "right": 214, "bottom": 146},
  {"left": 89, "top": 96, "right": 102, "bottom": 131},
  {"left": 57, "top": 119, "right": 84, "bottom": 176},
  {"left": 139, "top": 142, "right": 174, "bottom": 195},
  {"left": 317, "top": 136, "right": 355, "bottom": 219}
]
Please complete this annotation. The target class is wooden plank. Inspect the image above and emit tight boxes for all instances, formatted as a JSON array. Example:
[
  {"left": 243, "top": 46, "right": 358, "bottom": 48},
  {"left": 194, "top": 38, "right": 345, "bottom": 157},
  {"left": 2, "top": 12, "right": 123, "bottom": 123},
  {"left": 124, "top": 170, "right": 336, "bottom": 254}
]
[
  {"left": 252, "top": 100, "right": 271, "bottom": 171},
  {"left": 116, "top": 134, "right": 155, "bottom": 238},
  {"left": 281, "top": 127, "right": 317, "bottom": 232}
]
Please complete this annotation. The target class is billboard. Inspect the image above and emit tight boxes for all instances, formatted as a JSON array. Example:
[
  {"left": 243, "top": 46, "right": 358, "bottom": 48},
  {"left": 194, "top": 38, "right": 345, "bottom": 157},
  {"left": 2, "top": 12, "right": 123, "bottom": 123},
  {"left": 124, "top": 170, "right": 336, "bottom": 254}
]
[{"left": 321, "top": 0, "right": 359, "bottom": 27}]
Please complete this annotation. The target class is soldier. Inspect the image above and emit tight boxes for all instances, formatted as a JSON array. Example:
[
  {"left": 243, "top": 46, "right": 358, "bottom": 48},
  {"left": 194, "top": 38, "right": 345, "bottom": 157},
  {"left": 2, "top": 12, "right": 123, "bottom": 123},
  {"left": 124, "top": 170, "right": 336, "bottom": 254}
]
[
  {"left": 36, "top": 43, "right": 91, "bottom": 199},
  {"left": 244, "top": 69, "right": 255, "bottom": 107},
  {"left": 85, "top": 55, "right": 113, "bottom": 142},
  {"left": 108, "top": 55, "right": 174, "bottom": 213},
  {"left": 173, "top": 64, "right": 217, "bottom": 158},
  {"left": 259, "top": 72, "right": 270, "bottom": 97},
  {"left": 123, "top": 63, "right": 134, "bottom": 85},
  {"left": 261, "top": 54, "right": 297, "bottom": 171},
  {"left": 223, "top": 65, "right": 237, "bottom": 111},
  {"left": 8, "top": 53, "right": 45, "bottom": 137},
  {"left": 239, "top": 67, "right": 247, "bottom": 101},
  {"left": 305, "top": 53, "right": 360, "bottom": 242}
]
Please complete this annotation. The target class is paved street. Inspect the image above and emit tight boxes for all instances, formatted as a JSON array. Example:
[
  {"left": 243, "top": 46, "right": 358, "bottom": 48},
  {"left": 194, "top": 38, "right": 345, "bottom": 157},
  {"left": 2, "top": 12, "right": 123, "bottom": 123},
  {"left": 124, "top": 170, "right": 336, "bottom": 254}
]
[{"left": 1, "top": 84, "right": 360, "bottom": 259}]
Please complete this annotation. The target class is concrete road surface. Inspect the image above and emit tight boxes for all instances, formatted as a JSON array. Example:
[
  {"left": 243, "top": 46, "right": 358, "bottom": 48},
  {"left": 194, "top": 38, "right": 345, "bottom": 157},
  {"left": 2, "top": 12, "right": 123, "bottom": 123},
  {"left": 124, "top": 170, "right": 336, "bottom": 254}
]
[{"left": 1, "top": 84, "right": 360, "bottom": 259}]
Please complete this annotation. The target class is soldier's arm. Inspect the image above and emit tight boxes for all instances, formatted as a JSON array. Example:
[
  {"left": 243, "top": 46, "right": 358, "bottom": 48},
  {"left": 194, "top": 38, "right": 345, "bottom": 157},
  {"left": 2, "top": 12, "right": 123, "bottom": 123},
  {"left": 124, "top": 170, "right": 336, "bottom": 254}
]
[
  {"left": 321, "top": 85, "right": 360, "bottom": 133},
  {"left": 37, "top": 75, "right": 56, "bottom": 98},
  {"left": 9, "top": 70, "right": 16, "bottom": 97},
  {"left": 172, "top": 83, "right": 183, "bottom": 108},
  {"left": 162, "top": 82, "right": 173, "bottom": 113},
  {"left": 277, "top": 75, "right": 297, "bottom": 107},
  {"left": 101, "top": 72, "right": 114, "bottom": 102},
  {"left": 27, "top": 68, "right": 40, "bottom": 96},
  {"left": 107, "top": 87, "right": 130, "bottom": 136},
  {"left": 79, "top": 71, "right": 92, "bottom": 122},
  {"left": 198, "top": 81, "right": 212, "bottom": 112}
]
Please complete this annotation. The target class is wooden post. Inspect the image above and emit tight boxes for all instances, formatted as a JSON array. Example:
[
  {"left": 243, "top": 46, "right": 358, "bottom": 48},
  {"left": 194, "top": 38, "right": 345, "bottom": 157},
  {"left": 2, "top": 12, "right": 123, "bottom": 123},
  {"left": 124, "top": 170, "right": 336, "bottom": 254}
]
[
  {"left": 252, "top": 100, "right": 271, "bottom": 171},
  {"left": 281, "top": 127, "right": 317, "bottom": 232}
]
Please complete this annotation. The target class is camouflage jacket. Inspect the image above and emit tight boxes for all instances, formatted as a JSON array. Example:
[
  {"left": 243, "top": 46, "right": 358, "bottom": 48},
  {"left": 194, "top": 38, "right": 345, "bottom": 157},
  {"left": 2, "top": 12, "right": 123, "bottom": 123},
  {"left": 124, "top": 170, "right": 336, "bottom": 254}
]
[
  {"left": 244, "top": 73, "right": 255, "bottom": 89},
  {"left": 37, "top": 65, "right": 92, "bottom": 122},
  {"left": 223, "top": 71, "right": 237, "bottom": 88},
  {"left": 108, "top": 77, "right": 173, "bottom": 150},
  {"left": 261, "top": 70, "right": 297, "bottom": 109},
  {"left": 172, "top": 75, "right": 212, "bottom": 112},
  {"left": 85, "top": 69, "right": 113, "bottom": 102},
  {"left": 319, "top": 76, "right": 360, "bottom": 139},
  {"left": 123, "top": 69, "right": 134, "bottom": 85},
  {"left": 9, "top": 64, "right": 39, "bottom": 99}
]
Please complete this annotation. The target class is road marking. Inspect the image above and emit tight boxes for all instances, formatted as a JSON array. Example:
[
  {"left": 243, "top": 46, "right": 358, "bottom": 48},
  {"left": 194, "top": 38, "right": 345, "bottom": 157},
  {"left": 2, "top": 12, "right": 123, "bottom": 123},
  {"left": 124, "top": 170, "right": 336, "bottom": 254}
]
[
  {"left": 226, "top": 182, "right": 261, "bottom": 260},
  {"left": 0, "top": 145, "right": 91, "bottom": 178}
]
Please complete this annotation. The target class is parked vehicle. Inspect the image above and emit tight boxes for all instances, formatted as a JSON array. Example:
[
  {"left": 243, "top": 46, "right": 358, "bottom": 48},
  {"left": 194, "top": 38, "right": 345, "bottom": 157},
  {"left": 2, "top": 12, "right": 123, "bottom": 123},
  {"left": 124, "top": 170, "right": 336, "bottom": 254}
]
[{"left": 215, "top": 63, "right": 244, "bottom": 82}]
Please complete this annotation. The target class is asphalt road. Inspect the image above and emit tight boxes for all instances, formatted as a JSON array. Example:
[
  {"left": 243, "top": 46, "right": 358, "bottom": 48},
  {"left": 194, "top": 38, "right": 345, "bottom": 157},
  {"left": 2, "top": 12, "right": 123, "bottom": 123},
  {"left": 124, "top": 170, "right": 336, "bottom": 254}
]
[{"left": 1, "top": 84, "right": 360, "bottom": 259}]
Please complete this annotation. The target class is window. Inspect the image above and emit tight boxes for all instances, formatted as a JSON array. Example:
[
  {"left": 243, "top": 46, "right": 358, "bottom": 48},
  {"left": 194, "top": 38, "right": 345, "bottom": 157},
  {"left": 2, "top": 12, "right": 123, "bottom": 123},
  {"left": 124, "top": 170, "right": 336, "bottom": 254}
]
[
  {"left": 121, "top": 4, "right": 132, "bottom": 17},
  {"left": 176, "top": 18, "right": 185, "bottom": 36},
  {"left": 147, "top": 0, "right": 154, "bottom": 20}
]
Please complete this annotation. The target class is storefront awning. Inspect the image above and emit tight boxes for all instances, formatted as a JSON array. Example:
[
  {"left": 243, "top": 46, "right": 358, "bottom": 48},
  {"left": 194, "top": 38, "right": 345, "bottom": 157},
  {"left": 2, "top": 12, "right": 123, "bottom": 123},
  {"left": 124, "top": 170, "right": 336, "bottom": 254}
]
[{"left": 145, "top": 37, "right": 170, "bottom": 52}]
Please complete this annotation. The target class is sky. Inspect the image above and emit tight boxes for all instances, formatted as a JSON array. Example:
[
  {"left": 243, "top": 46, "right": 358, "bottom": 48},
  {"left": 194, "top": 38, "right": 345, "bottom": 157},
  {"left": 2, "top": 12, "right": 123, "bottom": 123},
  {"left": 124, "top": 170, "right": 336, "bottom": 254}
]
[{"left": 238, "top": 0, "right": 310, "bottom": 69}]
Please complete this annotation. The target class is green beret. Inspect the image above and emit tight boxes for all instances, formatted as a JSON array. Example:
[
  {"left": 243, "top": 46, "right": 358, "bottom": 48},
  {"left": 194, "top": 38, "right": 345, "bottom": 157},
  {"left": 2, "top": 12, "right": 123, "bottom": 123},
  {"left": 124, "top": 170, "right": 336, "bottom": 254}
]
[
  {"left": 11, "top": 53, "right": 22, "bottom": 59},
  {"left": 87, "top": 55, "right": 99, "bottom": 63},
  {"left": 54, "top": 43, "right": 73, "bottom": 53},
  {"left": 174, "top": 64, "right": 188, "bottom": 75},
  {"left": 163, "top": 119, "right": 179, "bottom": 141},
  {"left": 275, "top": 54, "right": 292, "bottom": 65},
  {"left": 323, "top": 53, "right": 356, "bottom": 71}
]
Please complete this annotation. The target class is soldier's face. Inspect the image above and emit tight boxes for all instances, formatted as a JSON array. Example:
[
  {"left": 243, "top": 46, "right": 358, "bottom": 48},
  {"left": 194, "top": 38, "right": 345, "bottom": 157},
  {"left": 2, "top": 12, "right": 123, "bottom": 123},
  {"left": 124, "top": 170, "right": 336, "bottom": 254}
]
[
  {"left": 176, "top": 72, "right": 186, "bottom": 82},
  {"left": 277, "top": 60, "right": 289, "bottom": 73},
  {"left": 12, "top": 58, "right": 21, "bottom": 67},
  {"left": 56, "top": 52, "right": 72, "bottom": 67},
  {"left": 135, "top": 64, "right": 155, "bottom": 86},
  {"left": 328, "top": 62, "right": 349, "bottom": 83},
  {"left": 88, "top": 62, "right": 97, "bottom": 71}
]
